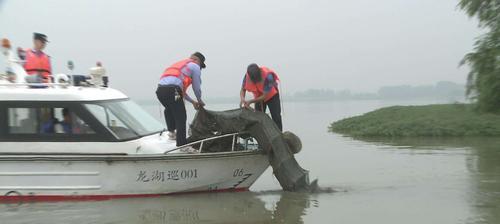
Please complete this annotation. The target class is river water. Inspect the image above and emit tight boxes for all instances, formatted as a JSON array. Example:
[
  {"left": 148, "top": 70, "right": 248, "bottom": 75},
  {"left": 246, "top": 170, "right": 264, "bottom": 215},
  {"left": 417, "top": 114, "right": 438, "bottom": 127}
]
[{"left": 1, "top": 100, "right": 499, "bottom": 224}]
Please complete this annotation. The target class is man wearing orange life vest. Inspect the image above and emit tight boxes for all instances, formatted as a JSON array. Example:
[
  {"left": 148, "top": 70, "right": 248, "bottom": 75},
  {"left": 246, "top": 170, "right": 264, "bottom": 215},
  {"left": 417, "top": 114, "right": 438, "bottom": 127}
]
[
  {"left": 240, "top": 63, "right": 283, "bottom": 131},
  {"left": 19, "top": 33, "right": 52, "bottom": 83},
  {"left": 156, "top": 52, "right": 206, "bottom": 146}
]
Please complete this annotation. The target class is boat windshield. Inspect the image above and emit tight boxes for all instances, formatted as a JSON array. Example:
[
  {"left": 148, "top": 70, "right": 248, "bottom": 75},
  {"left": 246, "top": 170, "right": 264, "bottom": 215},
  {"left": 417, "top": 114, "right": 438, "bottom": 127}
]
[{"left": 84, "top": 100, "right": 164, "bottom": 140}]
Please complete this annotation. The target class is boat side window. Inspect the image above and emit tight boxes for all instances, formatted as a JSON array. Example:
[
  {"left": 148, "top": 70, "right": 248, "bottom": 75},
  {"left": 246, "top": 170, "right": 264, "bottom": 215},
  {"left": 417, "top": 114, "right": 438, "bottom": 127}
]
[
  {"left": 7, "top": 107, "right": 96, "bottom": 135},
  {"left": 8, "top": 108, "right": 38, "bottom": 134}
]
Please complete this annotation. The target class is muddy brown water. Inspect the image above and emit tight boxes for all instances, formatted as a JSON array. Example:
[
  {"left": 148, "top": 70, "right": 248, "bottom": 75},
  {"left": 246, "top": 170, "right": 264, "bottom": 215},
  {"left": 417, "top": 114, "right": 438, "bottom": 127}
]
[{"left": 1, "top": 100, "right": 499, "bottom": 224}]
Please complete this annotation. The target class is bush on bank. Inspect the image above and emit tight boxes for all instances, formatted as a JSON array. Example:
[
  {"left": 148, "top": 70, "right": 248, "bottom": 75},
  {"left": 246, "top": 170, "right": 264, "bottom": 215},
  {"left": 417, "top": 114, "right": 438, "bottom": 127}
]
[{"left": 330, "top": 104, "right": 500, "bottom": 137}]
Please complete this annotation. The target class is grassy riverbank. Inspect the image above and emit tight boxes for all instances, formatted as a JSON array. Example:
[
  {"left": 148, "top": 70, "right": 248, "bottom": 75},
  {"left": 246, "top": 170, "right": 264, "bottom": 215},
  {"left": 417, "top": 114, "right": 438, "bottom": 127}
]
[{"left": 330, "top": 104, "right": 500, "bottom": 137}]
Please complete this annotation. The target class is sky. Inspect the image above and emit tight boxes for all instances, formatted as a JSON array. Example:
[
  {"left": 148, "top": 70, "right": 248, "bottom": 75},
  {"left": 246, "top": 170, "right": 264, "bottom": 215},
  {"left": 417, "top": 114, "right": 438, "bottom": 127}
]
[{"left": 0, "top": 0, "right": 481, "bottom": 100}]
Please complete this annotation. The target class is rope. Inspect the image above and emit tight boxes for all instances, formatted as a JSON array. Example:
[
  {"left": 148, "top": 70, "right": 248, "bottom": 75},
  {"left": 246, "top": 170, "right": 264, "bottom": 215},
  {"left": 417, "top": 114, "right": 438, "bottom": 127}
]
[
  {"left": 158, "top": 102, "right": 163, "bottom": 121},
  {"left": 279, "top": 81, "right": 285, "bottom": 117}
]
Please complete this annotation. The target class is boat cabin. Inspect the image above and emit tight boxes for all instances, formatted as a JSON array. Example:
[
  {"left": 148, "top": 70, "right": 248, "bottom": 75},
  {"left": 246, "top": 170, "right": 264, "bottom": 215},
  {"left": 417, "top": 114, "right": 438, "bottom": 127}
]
[
  {"left": 0, "top": 82, "right": 260, "bottom": 156},
  {"left": 0, "top": 85, "right": 164, "bottom": 143}
]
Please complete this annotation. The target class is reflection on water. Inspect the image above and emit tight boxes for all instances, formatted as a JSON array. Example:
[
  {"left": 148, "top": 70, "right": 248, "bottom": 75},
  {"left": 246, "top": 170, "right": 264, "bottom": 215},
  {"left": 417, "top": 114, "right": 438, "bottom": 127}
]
[
  {"left": 271, "top": 192, "right": 312, "bottom": 224},
  {"left": 0, "top": 191, "right": 313, "bottom": 224},
  {"left": 353, "top": 136, "right": 500, "bottom": 224}
]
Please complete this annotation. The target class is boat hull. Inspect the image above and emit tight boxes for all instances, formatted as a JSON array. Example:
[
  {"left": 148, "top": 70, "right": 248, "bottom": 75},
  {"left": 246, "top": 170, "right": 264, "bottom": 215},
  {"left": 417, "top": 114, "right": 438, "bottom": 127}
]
[{"left": 0, "top": 151, "right": 269, "bottom": 200}]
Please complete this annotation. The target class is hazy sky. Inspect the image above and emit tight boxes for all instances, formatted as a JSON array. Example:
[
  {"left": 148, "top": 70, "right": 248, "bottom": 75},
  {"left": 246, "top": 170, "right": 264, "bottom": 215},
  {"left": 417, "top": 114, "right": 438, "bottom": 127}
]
[{"left": 0, "top": 0, "right": 480, "bottom": 100}]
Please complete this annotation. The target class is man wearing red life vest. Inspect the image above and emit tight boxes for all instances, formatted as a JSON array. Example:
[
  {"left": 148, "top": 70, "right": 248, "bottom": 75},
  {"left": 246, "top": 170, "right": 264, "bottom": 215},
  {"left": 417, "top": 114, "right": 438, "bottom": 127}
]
[
  {"left": 19, "top": 33, "right": 52, "bottom": 83},
  {"left": 240, "top": 63, "right": 283, "bottom": 131},
  {"left": 156, "top": 52, "right": 206, "bottom": 146}
]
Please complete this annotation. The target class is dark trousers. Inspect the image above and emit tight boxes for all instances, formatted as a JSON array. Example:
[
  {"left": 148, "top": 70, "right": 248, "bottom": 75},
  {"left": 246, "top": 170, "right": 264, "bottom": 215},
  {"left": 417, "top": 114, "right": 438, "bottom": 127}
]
[
  {"left": 255, "top": 93, "right": 283, "bottom": 131},
  {"left": 156, "top": 85, "right": 187, "bottom": 146}
]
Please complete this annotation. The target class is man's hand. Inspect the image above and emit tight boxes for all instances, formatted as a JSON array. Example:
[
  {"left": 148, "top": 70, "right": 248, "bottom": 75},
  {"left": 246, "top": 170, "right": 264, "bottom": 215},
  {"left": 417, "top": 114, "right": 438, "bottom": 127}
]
[
  {"left": 192, "top": 101, "right": 200, "bottom": 110},
  {"left": 198, "top": 100, "right": 206, "bottom": 108},
  {"left": 192, "top": 100, "right": 206, "bottom": 110},
  {"left": 240, "top": 100, "right": 251, "bottom": 109},
  {"left": 17, "top": 47, "right": 26, "bottom": 60}
]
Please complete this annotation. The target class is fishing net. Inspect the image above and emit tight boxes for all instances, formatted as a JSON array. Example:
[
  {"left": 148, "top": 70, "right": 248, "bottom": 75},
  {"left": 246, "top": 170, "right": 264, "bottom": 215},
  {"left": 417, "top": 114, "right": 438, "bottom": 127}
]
[{"left": 188, "top": 108, "right": 313, "bottom": 192}]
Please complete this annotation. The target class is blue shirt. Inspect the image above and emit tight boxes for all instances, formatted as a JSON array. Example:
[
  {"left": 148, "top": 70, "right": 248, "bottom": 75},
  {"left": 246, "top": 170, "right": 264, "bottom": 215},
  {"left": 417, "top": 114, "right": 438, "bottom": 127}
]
[
  {"left": 61, "top": 122, "right": 72, "bottom": 134},
  {"left": 242, "top": 73, "right": 276, "bottom": 93},
  {"left": 159, "top": 62, "right": 202, "bottom": 103},
  {"left": 41, "top": 118, "right": 58, "bottom": 133}
]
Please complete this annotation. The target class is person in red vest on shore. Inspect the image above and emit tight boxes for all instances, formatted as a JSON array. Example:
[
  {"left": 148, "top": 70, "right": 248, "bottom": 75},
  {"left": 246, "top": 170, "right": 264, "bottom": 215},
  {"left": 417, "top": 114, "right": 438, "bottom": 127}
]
[
  {"left": 156, "top": 52, "right": 206, "bottom": 146},
  {"left": 18, "top": 33, "right": 52, "bottom": 83},
  {"left": 240, "top": 63, "right": 283, "bottom": 131}
]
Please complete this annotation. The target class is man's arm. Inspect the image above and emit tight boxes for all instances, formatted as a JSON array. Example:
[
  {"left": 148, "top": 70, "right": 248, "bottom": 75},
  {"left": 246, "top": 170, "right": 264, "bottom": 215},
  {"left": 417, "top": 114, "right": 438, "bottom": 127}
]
[
  {"left": 240, "top": 87, "right": 249, "bottom": 108},
  {"left": 48, "top": 55, "right": 52, "bottom": 74},
  {"left": 17, "top": 48, "right": 26, "bottom": 61},
  {"left": 247, "top": 93, "right": 267, "bottom": 104},
  {"left": 240, "top": 87, "right": 246, "bottom": 101},
  {"left": 240, "top": 76, "right": 248, "bottom": 107},
  {"left": 189, "top": 63, "right": 204, "bottom": 106},
  {"left": 246, "top": 74, "right": 274, "bottom": 104},
  {"left": 43, "top": 54, "right": 52, "bottom": 83},
  {"left": 184, "top": 93, "right": 195, "bottom": 104}
]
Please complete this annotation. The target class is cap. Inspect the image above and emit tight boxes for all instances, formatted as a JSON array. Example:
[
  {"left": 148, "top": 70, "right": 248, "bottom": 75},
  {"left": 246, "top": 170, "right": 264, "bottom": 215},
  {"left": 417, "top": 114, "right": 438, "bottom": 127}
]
[
  {"left": 33, "top": 33, "right": 49, "bottom": 43},
  {"left": 192, "top": 52, "right": 206, "bottom": 69}
]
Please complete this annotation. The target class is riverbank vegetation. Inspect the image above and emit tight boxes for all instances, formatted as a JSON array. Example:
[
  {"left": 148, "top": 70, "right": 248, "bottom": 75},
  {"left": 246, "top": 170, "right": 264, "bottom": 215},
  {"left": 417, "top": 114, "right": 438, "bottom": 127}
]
[{"left": 329, "top": 104, "right": 500, "bottom": 137}]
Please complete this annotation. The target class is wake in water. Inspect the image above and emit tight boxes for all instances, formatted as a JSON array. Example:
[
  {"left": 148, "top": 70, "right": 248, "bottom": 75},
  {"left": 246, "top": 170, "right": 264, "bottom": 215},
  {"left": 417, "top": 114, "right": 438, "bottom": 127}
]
[{"left": 256, "top": 180, "right": 340, "bottom": 195}]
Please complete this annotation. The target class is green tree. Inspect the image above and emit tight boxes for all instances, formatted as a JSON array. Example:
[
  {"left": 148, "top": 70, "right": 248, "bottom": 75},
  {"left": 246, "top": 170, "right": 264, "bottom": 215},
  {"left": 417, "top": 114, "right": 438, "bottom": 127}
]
[{"left": 459, "top": 0, "right": 500, "bottom": 112}]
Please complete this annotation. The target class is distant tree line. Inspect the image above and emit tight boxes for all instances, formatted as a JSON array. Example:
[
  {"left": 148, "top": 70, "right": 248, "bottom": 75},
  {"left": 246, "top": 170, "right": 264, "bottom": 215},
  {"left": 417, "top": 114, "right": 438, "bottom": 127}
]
[
  {"left": 290, "top": 81, "right": 465, "bottom": 101},
  {"left": 377, "top": 81, "right": 464, "bottom": 100}
]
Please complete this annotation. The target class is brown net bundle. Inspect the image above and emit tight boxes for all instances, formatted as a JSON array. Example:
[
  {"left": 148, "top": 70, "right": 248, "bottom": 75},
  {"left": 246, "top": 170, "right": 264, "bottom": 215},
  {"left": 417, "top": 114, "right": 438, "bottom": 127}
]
[{"left": 188, "top": 108, "right": 314, "bottom": 192}]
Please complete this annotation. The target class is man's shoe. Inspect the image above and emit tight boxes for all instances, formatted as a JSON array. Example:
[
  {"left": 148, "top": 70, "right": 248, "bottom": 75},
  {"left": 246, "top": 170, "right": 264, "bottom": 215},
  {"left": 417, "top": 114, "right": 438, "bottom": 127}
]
[{"left": 167, "top": 131, "right": 176, "bottom": 140}]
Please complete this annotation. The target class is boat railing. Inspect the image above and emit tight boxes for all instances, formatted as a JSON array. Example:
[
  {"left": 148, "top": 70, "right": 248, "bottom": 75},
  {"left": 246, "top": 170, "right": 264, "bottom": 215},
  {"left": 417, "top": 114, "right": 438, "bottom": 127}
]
[
  {"left": 0, "top": 83, "right": 71, "bottom": 88},
  {"left": 163, "top": 132, "right": 257, "bottom": 154}
]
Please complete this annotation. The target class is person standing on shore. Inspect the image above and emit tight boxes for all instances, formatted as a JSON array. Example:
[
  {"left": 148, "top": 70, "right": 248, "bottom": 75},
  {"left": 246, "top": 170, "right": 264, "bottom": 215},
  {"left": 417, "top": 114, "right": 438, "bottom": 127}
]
[
  {"left": 156, "top": 52, "right": 206, "bottom": 146},
  {"left": 240, "top": 63, "right": 283, "bottom": 131}
]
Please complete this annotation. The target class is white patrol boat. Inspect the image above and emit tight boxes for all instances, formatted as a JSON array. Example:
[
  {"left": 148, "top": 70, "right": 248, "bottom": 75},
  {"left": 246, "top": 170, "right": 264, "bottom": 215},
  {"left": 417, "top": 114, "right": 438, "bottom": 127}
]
[{"left": 0, "top": 41, "right": 269, "bottom": 201}]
